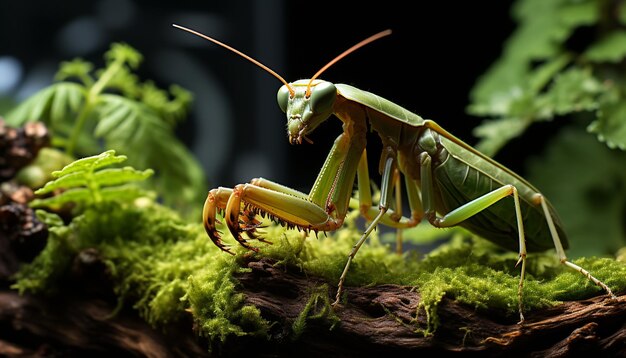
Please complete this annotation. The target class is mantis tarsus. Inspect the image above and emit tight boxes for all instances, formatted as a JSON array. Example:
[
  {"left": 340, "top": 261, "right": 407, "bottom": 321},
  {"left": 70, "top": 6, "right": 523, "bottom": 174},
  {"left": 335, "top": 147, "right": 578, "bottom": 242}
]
[{"left": 173, "top": 24, "right": 615, "bottom": 322}]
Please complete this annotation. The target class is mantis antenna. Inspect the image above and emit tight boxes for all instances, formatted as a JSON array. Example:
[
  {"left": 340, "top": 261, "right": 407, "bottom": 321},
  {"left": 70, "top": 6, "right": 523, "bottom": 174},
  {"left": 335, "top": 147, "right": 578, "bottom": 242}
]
[
  {"left": 172, "top": 24, "right": 295, "bottom": 97},
  {"left": 305, "top": 29, "right": 392, "bottom": 97},
  {"left": 173, "top": 24, "right": 392, "bottom": 99}
]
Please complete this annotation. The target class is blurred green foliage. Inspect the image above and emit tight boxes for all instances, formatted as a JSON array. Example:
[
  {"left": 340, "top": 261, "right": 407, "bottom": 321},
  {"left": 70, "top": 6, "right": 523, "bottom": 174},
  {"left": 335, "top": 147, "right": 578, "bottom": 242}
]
[
  {"left": 6, "top": 43, "right": 205, "bottom": 215},
  {"left": 469, "top": 0, "right": 626, "bottom": 256}
]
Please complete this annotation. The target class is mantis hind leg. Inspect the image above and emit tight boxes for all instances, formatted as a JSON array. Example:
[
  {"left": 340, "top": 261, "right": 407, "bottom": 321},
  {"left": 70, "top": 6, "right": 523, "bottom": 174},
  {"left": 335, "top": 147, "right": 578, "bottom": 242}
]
[
  {"left": 535, "top": 194, "right": 615, "bottom": 299},
  {"left": 419, "top": 152, "right": 530, "bottom": 322},
  {"left": 352, "top": 149, "right": 422, "bottom": 231},
  {"left": 393, "top": 168, "right": 404, "bottom": 254},
  {"left": 420, "top": 152, "right": 615, "bottom": 322}
]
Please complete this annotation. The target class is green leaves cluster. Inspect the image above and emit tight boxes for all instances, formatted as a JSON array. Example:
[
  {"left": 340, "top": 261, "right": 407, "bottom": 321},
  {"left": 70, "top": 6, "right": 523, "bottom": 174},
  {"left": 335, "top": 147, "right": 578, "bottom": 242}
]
[
  {"left": 6, "top": 43, "right": 204, "bottom": 213},
  {"left": 469, "top": 0, "right": 626, "bottom": 155},
  {"left": 469, "top": 0, "right": 626, "bottom": 256},
  {"left": 31, "top": 150, "right": 153, "bottom": 211}
]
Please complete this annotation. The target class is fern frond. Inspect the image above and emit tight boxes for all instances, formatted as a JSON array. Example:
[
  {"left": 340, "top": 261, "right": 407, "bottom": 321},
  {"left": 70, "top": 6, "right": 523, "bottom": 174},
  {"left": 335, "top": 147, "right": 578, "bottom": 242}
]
[
  {"left": 6, "top": 83, "right": 85, "bottom": 129},
  {"left": 32, "top": 150, "right": 154, "bottom": 210}
]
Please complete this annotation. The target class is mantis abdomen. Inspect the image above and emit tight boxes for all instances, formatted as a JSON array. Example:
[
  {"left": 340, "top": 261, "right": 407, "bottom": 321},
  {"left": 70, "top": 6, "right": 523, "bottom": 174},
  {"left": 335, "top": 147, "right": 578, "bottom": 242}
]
[{"left": 425, "top": 132, "right": 568, "bottom": 252}]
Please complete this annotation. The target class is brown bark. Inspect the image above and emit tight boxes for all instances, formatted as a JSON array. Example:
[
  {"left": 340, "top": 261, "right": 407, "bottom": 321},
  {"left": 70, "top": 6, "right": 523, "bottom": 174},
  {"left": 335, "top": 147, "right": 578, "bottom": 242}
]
[
  {"left": 0, "top": 291, "right": 208, "bottom": 357},
  {"left": 1, "top": 256, "right": 625, "bottom": 357},
  {"left": 235, "top": 258, "right": 626, "bottom": 357}
]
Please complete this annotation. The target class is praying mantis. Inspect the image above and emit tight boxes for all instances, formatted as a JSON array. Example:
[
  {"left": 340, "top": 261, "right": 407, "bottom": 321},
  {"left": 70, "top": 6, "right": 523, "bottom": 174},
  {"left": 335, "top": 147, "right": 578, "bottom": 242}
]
[{"left": 173, "top": 24, "right": 615, "bottom": 322}]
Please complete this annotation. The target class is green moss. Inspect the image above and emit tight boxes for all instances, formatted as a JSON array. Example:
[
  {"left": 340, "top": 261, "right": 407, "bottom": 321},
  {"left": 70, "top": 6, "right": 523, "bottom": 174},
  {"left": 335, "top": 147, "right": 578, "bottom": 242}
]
[
  {"left": 12, "top": 219, "right": 74, "bottom": 295},
  {"left": 15, "top": 200, "right": 626, "bottom": 343},
  {"left": 184, "top": 259, "right": 268, "bottom": 343},
  {"left": 14, "top": 200, "right": 269, "bottom": 344},
  {"left": 291, "top": 284, "right": 340, "bottom": 339},
  {"left": 246, "top": 213, "right": 626, "bottom": 333},
  {"left": 260, "top": 211, "right": 420, "bottom": 287}
]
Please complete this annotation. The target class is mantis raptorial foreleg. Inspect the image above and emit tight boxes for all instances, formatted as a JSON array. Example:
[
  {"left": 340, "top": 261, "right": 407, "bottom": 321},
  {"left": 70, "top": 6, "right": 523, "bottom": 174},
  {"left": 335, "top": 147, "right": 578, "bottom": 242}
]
[
  {"left": 203, "top": 187, "right": 237, "bottom": 253},
  {"left": 204, "top": 102, "right": 421, "bottom": 256},
  {"left": 334, "top": 156, "right": 397, "bottom": 305},
  {"left": 205, "top": 149, "right": 422, "bottom": 257}
]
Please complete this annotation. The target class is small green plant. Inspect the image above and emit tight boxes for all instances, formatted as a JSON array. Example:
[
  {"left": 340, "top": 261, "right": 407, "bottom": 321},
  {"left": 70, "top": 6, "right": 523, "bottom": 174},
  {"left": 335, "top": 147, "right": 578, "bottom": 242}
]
[
  {"left": 6, "top": 43, "right": 205, "bottom": 213},
  {"left": 30, "top": 150, "right": 153, "bottom": 211}
]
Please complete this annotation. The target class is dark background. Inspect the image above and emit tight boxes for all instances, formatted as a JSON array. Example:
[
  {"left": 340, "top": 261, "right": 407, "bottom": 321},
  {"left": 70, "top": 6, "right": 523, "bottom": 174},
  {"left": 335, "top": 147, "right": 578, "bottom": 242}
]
[{"left": 0, "top": 0, "right": 517, "bottom": 193}]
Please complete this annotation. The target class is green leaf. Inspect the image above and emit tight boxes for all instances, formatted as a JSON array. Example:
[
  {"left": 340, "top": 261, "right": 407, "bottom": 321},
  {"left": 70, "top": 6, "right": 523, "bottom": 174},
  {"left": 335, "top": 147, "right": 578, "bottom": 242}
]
[
  {"left": 473, "top": 117, "right": 531, "bottom": 157},
  {"left": 10, "top": 42, "right": 199, "bottom": 212},
  {"left": 141, "top": 81, "right": 169, "bottom": 113},
  {"left": 95, "top": 95, "right": 166, "bottom": 143},
  {"left": 55, "top": 58, "right": 94, "bottom": 85},
  {"left": 510, "top": 0, "right": 597, "bottom": 58},
  {"left": 51, "top": 82, "right": 85, "bottom": 127},
  {"left": 557, "top": 1, "right": 598, "bottom": 28},
  {"left": 471, "top": 0, "right": 597, "bottom": 107},
  {"left": 35, "top": 210, "right": 65, "bottom": 227},
  {"left": 6, "top": 83, "right": 85, "bottom": 128},
  {"left": 93, "top": 167, "right": 155, "bottom": 187},
  {"left": 589, "top": 100, "right": 626, "bottom": 150},
  {"left": 104, "top": 65, "right": 141, "bottom": 98},
  {"left": 469, "top": 55, "right": 570, "bottom": 119},
  {"left": 145, "top": 139, "right": 206, "bottom": 211},
  {"left": 35, "top": 171, "right": 88, "bottom": 195},
  {"left": 472, "top": 65, "right": 606, "bottom": 156},
  {"left": 105, "top": 43, "right": 143, "bottom": 69},
  {"left": 585, "top": 31, "right": 626, "bottom": 63},
  {"left": 99, "top": 185, "right": 155, "bottom": 202},
  {"left": 537, "top": 67, "right": 603, "bottom": 115},
  {"left": 141, "top": 83, "right": 193, "bottom": 126},
  {"left": 31, "top": 187, "right": 92, "bottom": 209},
  {"left": 35, "top": 167, "right": 152, "bottom": 195},
  {"left": 92, "top": 96, "right": 135, "bottom": 138},
  {"left": 52, "top": 150, "right": 126, "bottom": 177},
  {"left": 167, "top": 85, "right": 193, "bottom": 120}
]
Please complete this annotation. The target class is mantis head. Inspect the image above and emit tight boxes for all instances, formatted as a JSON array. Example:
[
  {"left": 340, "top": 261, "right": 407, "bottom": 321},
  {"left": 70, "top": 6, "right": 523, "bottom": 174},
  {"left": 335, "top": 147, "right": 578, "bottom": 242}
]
[
  {"left": 172, "top": 24, "right": 390, "bottom": 145},
  {"left": 277, "top": 79, "right": 336, "bottom": 145}
]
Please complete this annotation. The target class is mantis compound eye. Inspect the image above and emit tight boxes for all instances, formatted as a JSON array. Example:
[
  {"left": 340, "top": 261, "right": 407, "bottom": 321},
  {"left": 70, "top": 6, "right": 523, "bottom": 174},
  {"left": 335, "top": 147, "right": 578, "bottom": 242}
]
[
  {"left": 277, "top": 85, "right": 291, "bottom": 113},
  {"left": 309, "top": 81, "right": 336, "bottom": 114}
]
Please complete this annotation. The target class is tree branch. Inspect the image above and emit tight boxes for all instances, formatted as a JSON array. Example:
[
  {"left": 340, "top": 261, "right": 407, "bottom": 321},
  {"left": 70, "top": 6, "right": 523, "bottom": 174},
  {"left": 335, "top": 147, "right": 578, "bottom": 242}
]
[{"left": 1, "top": 256, "right": 624, "bottom": 357}]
